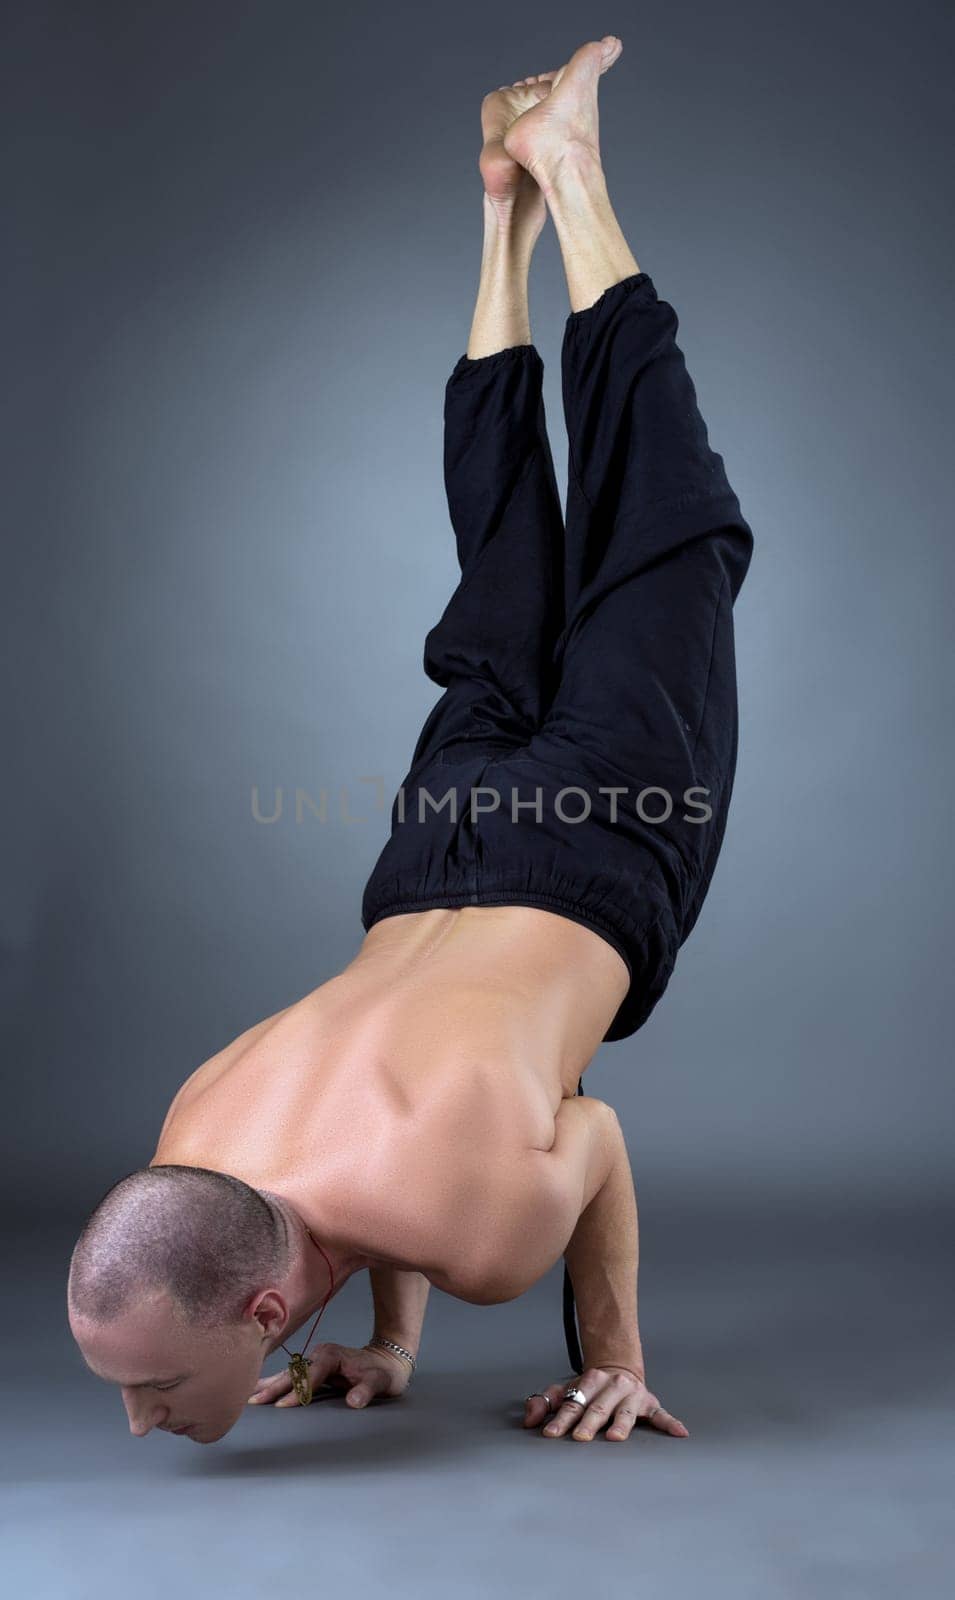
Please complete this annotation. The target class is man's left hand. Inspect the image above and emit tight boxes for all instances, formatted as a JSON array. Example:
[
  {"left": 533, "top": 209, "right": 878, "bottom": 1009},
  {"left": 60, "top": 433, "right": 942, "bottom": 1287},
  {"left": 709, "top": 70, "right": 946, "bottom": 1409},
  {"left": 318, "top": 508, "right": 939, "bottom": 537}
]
[{"left": 522, "top": 1365, "right": 689, "bottom": 1442}]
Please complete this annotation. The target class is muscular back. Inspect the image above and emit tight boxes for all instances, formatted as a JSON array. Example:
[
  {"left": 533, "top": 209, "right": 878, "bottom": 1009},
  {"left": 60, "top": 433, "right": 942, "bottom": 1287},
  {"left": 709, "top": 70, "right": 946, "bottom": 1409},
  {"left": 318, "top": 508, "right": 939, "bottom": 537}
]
[{"left": 151, "top": 906, "right": 630, "bottom": 1300}]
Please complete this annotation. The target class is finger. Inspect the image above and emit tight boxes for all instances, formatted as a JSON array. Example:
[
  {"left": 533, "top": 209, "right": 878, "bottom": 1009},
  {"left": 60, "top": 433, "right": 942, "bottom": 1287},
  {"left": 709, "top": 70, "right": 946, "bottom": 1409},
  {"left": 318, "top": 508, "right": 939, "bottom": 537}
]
[
  {"left": 346, "top": 1384, "right": 379, "bottom": 1409},
  {"left": 607, "top": 1402, "right": 639, "bottom": 1442},
  {"left": 248, "top": 1376, "right": 291, "bottom": 1404},
  {"left": 522, "top": 1393, "right": 549, "bottom": 1424},
  {"left": 274, "top": 1370, "right": 316, "bottom": 1407},
  {"left": 569, "top": 1374, "right": 632, "bottom": 1441},
  {"left": 270, "top": 1347, "right": 343, "bottom": 1407},
  {"left": 544, "top": 1393, "right": 592, "bottom": 1437},
  {"left": 541, "top": 1369, "right": 626, "bottom": 1439},
  {"left": 644, "top": 1401, "right": 690, "bottom": 1437},
  {"left": 523, "top": 1386, "right": 564, "bottom": 1427},
  {"left": 527, "top": 1370, "right": 609, "bottom": 1434},
  {"left": 250, "top": 1372, "right": 287, "bottom": 1393},
  {"left": 299, "top": 1348, "right": 340, "bottom": 1393}
]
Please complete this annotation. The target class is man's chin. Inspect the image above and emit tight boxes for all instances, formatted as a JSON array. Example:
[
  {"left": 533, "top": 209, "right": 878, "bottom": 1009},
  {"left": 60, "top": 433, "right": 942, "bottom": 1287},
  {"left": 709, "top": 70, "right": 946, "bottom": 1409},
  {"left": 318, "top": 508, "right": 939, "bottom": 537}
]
[{"left": 185, "top": 1421, "right": 236, "bottom": 1444}]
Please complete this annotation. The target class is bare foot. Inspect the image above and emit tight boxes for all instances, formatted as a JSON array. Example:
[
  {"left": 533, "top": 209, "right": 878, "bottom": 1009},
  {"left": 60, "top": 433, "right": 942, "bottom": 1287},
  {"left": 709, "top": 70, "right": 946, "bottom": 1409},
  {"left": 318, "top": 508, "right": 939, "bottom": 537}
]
[
  {"left": 479, "top": 73, "right": 560, "bottom": 234},
  {"left": 502, "top": 37, "right": 622, "bottom": 187}
]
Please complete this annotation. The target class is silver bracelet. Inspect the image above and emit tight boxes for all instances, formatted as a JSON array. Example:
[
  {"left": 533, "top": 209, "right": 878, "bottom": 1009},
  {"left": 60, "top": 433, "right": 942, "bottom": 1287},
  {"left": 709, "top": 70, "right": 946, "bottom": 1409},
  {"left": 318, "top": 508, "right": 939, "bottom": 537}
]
[{"left": 367, "top": 1334, "right": 417, "bottom": 1373}]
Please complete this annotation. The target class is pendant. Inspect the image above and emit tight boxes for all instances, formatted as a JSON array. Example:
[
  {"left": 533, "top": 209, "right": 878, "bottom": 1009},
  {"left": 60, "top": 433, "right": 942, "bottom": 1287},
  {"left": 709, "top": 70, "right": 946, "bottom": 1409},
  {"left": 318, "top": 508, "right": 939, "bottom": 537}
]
[{"left": 288, "top": 1352, "right": 313, "bottom": 1406}]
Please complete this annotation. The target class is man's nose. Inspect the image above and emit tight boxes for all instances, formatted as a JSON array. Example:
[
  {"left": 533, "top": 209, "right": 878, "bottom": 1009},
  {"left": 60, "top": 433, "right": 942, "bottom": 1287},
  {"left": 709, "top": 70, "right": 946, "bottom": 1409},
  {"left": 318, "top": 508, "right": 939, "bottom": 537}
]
[{"left": 122, "top": 1392, "right": 166, "bottom": 1435}]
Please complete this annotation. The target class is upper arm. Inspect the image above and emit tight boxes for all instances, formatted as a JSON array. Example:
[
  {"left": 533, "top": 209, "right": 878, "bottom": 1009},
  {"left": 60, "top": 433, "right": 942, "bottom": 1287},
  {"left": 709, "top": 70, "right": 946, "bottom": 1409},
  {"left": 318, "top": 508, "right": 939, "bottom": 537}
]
[
  {"left": 465, "top": 1096, "right": 618, "bottom": 1303},
  {"left": 544, "top": 1095, "right": 619, "bottom": 1216}
]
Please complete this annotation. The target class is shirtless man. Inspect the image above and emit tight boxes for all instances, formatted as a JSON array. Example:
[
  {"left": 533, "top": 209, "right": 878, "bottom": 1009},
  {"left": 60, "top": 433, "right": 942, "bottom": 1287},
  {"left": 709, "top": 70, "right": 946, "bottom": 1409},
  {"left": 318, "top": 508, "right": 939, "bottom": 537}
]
[{"left": 67, "top": 36, "right": 754, "bottom": 1448}]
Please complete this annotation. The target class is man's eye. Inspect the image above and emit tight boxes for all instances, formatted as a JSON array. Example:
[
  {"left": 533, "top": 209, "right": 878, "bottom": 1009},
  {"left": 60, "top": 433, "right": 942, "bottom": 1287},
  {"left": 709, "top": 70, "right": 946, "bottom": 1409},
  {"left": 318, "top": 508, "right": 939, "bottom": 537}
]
[{"left": 154, "top": 1383, "right": 179, "bottom": 1392}]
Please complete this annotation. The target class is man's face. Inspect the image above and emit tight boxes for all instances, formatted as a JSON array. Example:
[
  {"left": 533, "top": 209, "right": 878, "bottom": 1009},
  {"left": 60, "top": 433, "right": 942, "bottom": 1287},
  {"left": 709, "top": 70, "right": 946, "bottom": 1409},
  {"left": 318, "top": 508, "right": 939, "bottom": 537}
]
[{"left": 69, "top": 1289, "right": 269, "bottom": 1443}]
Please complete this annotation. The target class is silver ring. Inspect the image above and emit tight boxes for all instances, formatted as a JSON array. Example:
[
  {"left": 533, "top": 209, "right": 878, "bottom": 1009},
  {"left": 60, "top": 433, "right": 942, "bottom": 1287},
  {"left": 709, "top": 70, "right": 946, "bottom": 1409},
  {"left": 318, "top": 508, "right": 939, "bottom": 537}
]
[
  {"left": 524, "top": 1392, "right": 554, "bottom": 1413},
  {"left": 562, "top": 1386, "right": 588, "bottom": 1407}
]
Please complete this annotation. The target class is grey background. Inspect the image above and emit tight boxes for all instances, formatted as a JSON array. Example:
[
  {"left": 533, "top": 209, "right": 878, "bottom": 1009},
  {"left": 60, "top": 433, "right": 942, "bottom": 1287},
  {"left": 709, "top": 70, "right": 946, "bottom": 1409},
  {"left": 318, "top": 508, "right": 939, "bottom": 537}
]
[{"left": 3, "top": 1, "right": 952, "bottom": 1596}]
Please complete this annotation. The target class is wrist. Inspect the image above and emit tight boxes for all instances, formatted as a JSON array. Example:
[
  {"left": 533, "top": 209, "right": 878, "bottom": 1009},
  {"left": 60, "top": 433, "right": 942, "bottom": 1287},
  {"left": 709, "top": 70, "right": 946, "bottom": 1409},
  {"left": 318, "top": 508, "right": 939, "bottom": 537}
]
[
  {"left": 580, "top": 1339, "right": 645, "bottom": 1379},
  {"left": 367, "top": 1333, "right": 417, "bottom": 1372},
  {"left": 367, "top": 1266, "right": 430, "bottom": 1361},
  {"left": 371, "top": 1325, "right": 419, "bottom": 1360}
]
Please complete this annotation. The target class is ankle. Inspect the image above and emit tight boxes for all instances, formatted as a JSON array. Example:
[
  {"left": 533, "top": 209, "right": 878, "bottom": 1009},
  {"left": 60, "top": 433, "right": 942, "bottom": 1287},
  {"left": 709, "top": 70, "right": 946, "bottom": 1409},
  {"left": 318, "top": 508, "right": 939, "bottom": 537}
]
[
  {"left": 481, "top": 191, "right": 543, "bottom": 255},
  {"left": 534, "top": 141, "right": 606, "bottom": 204}
]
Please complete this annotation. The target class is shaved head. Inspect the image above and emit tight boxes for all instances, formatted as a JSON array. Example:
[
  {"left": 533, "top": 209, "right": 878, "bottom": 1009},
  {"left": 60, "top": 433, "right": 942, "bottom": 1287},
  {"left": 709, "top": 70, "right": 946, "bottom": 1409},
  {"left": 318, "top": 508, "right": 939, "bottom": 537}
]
[{"left": 68, "top": 1164, "right": 289, "bottom": 1329}]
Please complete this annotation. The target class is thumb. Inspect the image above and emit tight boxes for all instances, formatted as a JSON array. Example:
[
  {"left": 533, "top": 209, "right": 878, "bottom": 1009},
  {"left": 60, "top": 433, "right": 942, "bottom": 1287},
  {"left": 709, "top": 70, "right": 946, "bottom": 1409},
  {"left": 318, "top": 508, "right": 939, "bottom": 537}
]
[{"left": 346, "top": 1386, "right": 371, "bottom": 1408}]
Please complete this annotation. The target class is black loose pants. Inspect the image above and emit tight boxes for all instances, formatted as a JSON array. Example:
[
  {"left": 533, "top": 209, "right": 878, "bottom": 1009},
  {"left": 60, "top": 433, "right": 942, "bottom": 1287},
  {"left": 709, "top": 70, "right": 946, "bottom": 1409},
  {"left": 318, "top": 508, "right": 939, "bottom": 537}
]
[
  {"left": 362, "top": 271, "right": 754, "bottom": 1041},
  {"left": 360, "top": 272, "right": 754, "bottom": 1371}
]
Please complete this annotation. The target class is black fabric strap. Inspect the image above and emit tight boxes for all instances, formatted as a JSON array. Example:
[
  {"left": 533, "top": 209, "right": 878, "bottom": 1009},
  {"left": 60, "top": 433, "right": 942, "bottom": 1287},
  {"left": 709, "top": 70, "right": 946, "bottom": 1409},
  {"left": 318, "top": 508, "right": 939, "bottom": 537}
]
[{"left": 561, "top": 1075, "right": 586, "bottom": 1375}]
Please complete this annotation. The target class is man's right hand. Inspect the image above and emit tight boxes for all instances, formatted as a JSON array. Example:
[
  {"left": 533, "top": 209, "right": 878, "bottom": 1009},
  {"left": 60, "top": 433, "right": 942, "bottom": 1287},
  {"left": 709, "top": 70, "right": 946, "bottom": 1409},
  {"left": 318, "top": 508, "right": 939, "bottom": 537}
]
[{"left": 248, "top": 1341, "right": 413, "bottom": 1409}]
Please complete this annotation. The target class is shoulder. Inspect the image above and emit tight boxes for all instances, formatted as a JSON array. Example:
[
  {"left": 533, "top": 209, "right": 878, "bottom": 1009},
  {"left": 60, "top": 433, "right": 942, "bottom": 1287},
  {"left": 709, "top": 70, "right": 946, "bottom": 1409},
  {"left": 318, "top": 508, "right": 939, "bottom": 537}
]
[{"left": 154, "top": 1004, "right": 296, "bottom": 1144}]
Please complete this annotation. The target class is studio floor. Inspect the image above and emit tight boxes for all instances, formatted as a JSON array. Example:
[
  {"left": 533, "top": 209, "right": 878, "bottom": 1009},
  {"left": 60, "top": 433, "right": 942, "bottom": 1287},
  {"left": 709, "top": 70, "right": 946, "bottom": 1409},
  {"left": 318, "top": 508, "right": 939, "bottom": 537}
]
[{"left": 5, "top": 1188, "right": 952, "bottom": 1599}]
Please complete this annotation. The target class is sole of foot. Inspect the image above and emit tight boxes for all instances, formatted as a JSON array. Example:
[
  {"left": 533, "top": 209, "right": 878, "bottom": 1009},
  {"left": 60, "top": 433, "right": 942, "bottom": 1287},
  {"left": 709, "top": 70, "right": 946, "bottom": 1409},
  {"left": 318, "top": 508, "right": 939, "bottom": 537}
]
[
  {"left": 501, "top": 37, "right": 622, "bottom": 187},
  {"left": 478, "top": 73, "right": 559, "bottom": 216}
]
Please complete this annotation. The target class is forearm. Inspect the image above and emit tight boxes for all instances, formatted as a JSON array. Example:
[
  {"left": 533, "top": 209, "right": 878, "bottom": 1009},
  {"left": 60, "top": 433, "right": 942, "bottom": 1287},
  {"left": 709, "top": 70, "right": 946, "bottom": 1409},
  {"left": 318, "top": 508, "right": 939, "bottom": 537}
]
[
  {"left": 368, "top": 1265, "right": 431, "bottom": 1359},
  {"left": 563, "top": 1109, "right": 645, "bottom": 1375}
]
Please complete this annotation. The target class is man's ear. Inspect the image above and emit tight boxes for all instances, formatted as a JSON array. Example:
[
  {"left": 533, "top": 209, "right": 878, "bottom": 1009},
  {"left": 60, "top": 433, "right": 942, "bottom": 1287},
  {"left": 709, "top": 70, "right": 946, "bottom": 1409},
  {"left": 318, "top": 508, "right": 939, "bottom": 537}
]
[{"left": 247, "top": 1287, "right": 289, "bottom": 1340}]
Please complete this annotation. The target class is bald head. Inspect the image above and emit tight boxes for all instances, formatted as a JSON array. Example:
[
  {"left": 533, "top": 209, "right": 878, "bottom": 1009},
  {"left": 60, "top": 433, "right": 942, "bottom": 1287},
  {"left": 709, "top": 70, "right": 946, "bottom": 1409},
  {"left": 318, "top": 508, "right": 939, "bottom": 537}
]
[{"left": 68, "top": 1164, "right": 289, "bottom": 1328}]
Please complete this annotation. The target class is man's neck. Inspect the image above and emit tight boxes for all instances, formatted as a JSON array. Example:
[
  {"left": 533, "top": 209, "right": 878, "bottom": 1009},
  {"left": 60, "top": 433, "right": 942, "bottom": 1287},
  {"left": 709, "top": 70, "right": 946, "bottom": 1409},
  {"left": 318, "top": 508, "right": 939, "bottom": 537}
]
[{"left": 259, "top": 1188, "right": 370, "bottom": 1350}]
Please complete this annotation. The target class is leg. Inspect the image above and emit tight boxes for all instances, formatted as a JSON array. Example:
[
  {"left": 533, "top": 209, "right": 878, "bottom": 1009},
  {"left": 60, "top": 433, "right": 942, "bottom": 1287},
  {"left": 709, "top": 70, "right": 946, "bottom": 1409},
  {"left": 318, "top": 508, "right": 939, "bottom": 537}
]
[
  {"left": 505, "top": 41, "right": 754, "bottom": 944},
  {"left": 502, "top": 41, "right": 752, "bottom": 1385},
  {"left": 552, "top": 199, "right": 752, "bottom": 942},
  {"left": 362, "top": 68, "right": 589, "bottom": 944},
  {"left": 465, "top": 193, "right": 538, "bottom": 357},
  {"left": 406, "top": 191, "right": 567, "bottom": 773},
  {"left": 501, "top": 36, "right": 637, "bottom": 313}
]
